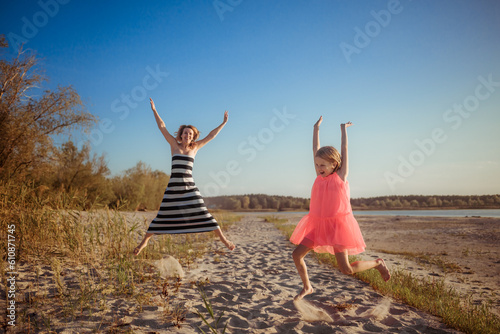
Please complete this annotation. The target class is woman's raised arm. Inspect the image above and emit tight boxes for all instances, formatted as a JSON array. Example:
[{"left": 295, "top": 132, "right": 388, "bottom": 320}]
[
  {"left": 150, "top": 98, "right": 177, "bottom": 147},
  {"left": 195, "top": 111, "right": 228, "bottom": 150}
]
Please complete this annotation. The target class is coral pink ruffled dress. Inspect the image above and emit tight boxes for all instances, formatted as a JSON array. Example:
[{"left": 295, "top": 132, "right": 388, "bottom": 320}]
[{"left": 290, "top": 172, "right": 366, "bottom": 255}]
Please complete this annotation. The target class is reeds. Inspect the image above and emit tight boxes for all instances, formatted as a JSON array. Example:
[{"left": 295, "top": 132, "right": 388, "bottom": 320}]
[
  {"left": 0, "top": 181, "right": 239, "bottom": 332},
  {"left": 264, "top": 215, "right": 500, "bottom": 334}
]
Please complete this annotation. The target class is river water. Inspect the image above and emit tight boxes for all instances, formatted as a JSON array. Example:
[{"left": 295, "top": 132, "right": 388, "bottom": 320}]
[
  {"left": 352, "top": 209, "right": 500, "bottom": 218},
  {"left": 238, "top": 209, "right": 500, "bottom": 218}
]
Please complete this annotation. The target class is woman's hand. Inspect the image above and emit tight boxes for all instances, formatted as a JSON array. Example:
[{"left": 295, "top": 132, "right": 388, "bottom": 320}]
[
  {"left": 150, "top": 98, "right": 156, "bottom": 112},
  {"left": 223, "top": 110, "right": 229, "bottom": 124},
  {"left": 314, "top": 116, "right": 323, "bottom": 128}
]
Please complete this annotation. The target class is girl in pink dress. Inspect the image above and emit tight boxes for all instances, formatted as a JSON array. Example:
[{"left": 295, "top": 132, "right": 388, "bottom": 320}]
[{"left": 290, "top": 116, "right": 391, "bottom": 300}]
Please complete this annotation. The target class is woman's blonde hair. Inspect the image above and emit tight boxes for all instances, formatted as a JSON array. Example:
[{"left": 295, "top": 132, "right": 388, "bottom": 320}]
[
  {"left": 315, "top": 146, "right": 342, "bottom": 172},
  {"left": 175, "top": 125, "right": 200, "bottom": 148}
]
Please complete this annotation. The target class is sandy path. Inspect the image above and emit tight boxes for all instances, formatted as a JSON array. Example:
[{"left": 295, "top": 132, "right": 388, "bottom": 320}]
[{"left": 162, "top": 216, "right": 460, "bottom": 333}]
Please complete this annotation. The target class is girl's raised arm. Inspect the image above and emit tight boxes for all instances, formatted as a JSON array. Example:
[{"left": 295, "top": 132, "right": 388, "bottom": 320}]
[
  {"left": 150, "top": 98, "right": 177, "bottom": 147},
  {"left": 337, "top": 122, "right": 352, "bottom": 182},
  {"left": 313, "top": 116, "right": 322, "bottom": 157},
  {"left": 195, "top": 111, "right": 228, "bottom": 150}
]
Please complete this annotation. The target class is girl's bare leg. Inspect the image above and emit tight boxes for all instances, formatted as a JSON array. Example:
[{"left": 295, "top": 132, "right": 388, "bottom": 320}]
[
  {"left": 214, "top": 228, "right": 235, "bottom": 251},
  {"left": 292, "top": 244, "right": 313, "bottom": 300},
  {"left": 133, "top": 232, "right": 154, "bottom": 255},
  {"left": 335, "top": 251, "right": 391, "bottom": 281}
]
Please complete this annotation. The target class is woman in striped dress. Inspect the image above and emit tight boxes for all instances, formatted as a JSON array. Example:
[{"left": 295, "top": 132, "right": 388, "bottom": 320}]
[{"left": 133, "top": 98, "right": 235, "bottom": 255}]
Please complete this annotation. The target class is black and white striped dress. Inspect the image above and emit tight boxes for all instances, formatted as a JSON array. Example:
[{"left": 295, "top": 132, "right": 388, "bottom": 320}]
[{"left": 147, "top": 154, "right": 219, "bottom": 234}]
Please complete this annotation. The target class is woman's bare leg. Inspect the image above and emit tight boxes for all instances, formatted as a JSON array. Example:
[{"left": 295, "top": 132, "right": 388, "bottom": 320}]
[
  {"left": 133, "top": 232, "right": 154, "bottom": 255},
  {"left": 292, "top": 244, "right": 314, "bottom": 300}
]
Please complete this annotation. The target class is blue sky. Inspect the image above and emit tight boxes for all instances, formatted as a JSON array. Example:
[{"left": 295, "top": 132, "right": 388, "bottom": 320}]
[{"left": 2, "top": 0, "right": 499, "bottom": 198}]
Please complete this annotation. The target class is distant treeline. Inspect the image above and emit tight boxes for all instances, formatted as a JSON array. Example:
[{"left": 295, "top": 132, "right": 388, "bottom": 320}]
[
  {"left": 205, "top": 195, "right": 310, "bottom": 211},
  {"left": 205, "top": 194, "right": 500, "bottom": 211},
  {"left": 351, "top": 195, "right": 500, "bottom": 210}
]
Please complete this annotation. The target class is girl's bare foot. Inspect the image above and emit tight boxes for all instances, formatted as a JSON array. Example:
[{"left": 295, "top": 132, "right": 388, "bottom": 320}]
[
  {"left": 294, "top": 286, "right": 314, "bottom": 301},
  {"left": 376, "top": 259, "right": 391, "bottom": 281},
  {"left": 133, "top": 238, "right": 149, "bottom": 256}
]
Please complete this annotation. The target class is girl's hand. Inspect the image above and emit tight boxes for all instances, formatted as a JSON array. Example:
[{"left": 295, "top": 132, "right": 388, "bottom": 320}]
[
  {"left": 150, "top": 98, "right": 156, "bottom": 112},
  {"left": 314, "top": 116, "right": 323, "bottom": 128},
  {"left": 223, "top": 110, "right": 229, "bottom": 124},
  {"left": 341, "top": 121, "right": 353, "bottom": 129}
]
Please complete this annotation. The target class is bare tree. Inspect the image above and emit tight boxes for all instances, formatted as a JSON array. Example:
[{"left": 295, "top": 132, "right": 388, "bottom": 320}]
[{"left": 0, "top": 35, "right": 96, "bottom": 180}]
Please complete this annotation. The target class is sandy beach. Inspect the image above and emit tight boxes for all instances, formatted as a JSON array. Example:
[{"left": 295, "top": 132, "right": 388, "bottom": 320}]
[
  {"left": 358, "top": 214, "right": 500, "bottom": 315},
  {"left": 4, "top": 213, "right": 499, "bottom": 333}
]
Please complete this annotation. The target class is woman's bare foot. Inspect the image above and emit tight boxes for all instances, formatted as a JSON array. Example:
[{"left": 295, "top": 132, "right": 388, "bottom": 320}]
[
  {"left": 133, "top": 238, "right": 150, "bottom": 256},
  {"left": 376, "top": 259, "right": 391, "bottom": 281},
  {"left": 294, "top": 286, "right": 314, "bottom": 301}
]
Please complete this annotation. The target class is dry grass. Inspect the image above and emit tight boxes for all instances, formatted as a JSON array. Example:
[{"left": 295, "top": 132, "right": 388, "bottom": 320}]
[
  {"left": 373, "top": 249, "right": 463, "bottom": 273},
  {"left": 0, "top": 181, "right": 240, "bottom": 332}
]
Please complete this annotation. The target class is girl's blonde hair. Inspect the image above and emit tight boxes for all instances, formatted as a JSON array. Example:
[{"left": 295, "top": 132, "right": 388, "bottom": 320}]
[
  {"left": 316, "top": 146, "right": 342, "bottom": 172},
  {"left": 175, "top": 125, "right": 200, "bottom": 148}
]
